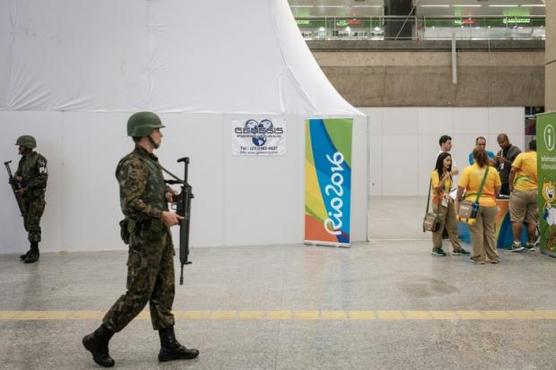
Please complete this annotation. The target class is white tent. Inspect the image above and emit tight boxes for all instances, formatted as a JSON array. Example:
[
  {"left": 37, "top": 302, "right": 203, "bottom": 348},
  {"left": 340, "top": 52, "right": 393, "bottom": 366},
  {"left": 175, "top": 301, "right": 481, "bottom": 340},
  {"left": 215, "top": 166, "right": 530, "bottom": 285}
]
[{"left": 0, "top": 0, "right": 368, "bottom": 253}]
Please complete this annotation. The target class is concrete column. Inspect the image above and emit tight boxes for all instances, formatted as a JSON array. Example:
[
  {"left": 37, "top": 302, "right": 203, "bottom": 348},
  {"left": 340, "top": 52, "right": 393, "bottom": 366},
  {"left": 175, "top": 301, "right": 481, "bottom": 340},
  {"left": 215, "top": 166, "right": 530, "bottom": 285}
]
[
  {"left": 384, "top": 0, "right": 413, "bottom": 40},
  {"left": 546, "top": 1, "right": 556, "bottom": 111}
]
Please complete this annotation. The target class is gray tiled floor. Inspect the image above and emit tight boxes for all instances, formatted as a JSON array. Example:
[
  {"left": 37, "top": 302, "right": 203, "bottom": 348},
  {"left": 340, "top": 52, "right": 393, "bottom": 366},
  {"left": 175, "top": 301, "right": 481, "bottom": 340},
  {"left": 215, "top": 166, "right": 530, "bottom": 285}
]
[{"left": 0, "top": 197, "right": 555, "bottom": 369}]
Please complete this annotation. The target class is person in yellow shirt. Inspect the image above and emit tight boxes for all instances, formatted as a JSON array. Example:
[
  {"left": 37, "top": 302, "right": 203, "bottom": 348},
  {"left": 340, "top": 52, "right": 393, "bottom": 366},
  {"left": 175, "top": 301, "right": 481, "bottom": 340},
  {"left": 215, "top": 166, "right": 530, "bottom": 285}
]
[
  {"left": 509, "top": 140, "right": 538, "bottom": 252},
  {"left": 430, "top": 153, "right": 469, "bottom": 256},
  {"left": 457, "top": 149, "right": 502, "bottom": 264}
]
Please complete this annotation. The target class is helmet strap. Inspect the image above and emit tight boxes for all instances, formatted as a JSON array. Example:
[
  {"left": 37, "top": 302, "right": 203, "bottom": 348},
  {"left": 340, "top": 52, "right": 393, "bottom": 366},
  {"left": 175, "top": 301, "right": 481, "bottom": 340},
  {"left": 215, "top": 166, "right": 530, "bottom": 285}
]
[{"left": 148, "top": 134, "right": 160, "bottom": 149}]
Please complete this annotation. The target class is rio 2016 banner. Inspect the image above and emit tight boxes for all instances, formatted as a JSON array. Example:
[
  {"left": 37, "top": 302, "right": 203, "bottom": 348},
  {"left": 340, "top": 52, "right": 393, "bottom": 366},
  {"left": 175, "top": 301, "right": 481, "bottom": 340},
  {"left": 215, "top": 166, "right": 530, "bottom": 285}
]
[
  {"left": 305, "top": 118, "right": 352, "bottom": 246},
  {"left": 537, "top": 112, "right": 556, "bottom": 258}
]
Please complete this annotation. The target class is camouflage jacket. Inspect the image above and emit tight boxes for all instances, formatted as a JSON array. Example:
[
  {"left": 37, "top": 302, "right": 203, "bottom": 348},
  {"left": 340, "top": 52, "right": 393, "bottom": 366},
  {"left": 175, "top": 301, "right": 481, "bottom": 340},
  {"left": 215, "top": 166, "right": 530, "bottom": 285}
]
[
  {"left": 15, "top": 151, "right": 48, "bottom": 199},
  {"left": 116, "top": 146, "right": 169, "bottom": 224}
]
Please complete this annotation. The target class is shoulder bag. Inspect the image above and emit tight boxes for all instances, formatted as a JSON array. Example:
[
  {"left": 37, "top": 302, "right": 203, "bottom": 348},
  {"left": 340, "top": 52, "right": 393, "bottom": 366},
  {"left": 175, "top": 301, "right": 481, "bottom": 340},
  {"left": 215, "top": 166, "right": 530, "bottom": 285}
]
[
  {"left": 423, "top": 179, "right": 441, "bottom": 232},
  {"left": 458, "top": 167, "right": 489, "bottom": 220}
]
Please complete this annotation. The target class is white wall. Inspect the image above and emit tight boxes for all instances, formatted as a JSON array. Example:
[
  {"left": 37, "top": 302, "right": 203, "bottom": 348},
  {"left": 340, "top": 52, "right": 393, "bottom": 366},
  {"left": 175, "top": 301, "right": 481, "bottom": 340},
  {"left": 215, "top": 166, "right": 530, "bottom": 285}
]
[
  {"left": 362, "top": 107, "right": 525, "bottom": 197},
  {"left": 0, "top": 112, "right": 368, "bottom": 254}
]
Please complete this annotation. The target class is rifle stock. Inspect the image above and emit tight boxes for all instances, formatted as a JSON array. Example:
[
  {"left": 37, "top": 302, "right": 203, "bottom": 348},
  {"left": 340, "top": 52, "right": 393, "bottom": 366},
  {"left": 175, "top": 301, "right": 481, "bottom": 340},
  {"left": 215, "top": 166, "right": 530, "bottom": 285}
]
[{"left": 4, "top": 160, "right": 26, "bottom": 217}]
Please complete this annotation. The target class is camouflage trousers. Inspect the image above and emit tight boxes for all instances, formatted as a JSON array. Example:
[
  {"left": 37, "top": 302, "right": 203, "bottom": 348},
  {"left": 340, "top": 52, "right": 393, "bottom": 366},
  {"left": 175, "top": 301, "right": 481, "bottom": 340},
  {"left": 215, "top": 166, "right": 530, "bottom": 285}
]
[
  {"left": 103, "top": 231, "right": 176, "bottom": 332},
  {"left": 22, "top": 197, "right": 45, "bottom": 243}
]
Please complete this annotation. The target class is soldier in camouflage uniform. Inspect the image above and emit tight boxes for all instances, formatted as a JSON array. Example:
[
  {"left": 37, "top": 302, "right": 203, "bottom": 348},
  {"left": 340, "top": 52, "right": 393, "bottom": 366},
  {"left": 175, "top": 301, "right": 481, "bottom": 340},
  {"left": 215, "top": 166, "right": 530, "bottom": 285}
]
[
  {"left": 82, "top": 112, "right": 199, "bottom": 368},
  {"left": 13, "top": 135, "right": 48, "bottom": 264}
]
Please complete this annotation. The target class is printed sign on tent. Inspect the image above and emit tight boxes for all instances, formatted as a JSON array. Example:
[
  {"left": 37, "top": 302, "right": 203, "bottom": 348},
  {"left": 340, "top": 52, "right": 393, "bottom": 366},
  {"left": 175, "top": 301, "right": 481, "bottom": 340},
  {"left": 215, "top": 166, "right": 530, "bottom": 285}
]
[
  {"left": 232, "top": 119, "right": 286, "bottom": 156},
  {"left": 537, "top": 112, "right": 556, "bottom": 257},
  {"left": 305, "top": 118, "right": 353, "bottom": 246}
]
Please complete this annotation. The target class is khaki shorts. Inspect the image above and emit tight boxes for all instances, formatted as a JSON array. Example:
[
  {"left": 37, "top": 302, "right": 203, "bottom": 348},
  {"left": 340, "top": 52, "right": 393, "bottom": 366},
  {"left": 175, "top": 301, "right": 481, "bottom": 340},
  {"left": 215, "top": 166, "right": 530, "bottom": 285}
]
[{"left": 509, "top": 190, "right": 538, "bottom": 224}]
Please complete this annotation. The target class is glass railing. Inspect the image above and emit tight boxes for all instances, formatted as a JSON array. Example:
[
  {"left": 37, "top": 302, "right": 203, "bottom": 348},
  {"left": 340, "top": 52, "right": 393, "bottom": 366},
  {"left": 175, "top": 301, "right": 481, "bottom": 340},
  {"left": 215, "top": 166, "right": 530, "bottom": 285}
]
[{"left": 296, "top": 16, "right": 546, "bottom": 41}]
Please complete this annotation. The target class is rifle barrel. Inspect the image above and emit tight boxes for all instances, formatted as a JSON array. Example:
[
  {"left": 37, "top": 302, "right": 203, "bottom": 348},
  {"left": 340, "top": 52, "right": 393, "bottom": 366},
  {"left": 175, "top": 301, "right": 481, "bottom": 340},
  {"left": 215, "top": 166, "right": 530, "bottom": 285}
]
[{"left": 4, "top": 160, "right": 26, "bottom": 217}]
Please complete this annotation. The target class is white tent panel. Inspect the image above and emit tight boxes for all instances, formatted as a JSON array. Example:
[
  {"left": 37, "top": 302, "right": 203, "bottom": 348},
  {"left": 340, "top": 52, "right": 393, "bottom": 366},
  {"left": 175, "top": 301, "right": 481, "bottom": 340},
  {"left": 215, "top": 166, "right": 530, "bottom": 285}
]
[
  {"left": 57, "top": 112, "right": 231, "bottom": 251},
  {"left": 221, "top": 114, "right": 304, "bottom": 246},
  {"left": 59, "top": 112, "right": 130, "bottom": 251},
  {"left": 148, "top": 1, "right": 288, "bottom": 113},
  {"left": 271, "top": 0, "right": 359, "bottom": 117},
  {"left": 4, "top": 0, "right": 150, "bottom": 110},
  {"left": 0, "top": 0, "right": 368, "bottom": 253},
  {"left": 350, "top": 115, "right": 369, "bottom": 241},
  {"left": 1, "top": 0, "right": 362, "bottom": 115},
  {"left": 158, "top": 114, "right": 227, "bottom": 247},
  {"left": 1, "top": 112, "right": 368, "bottom": 252},
  {"left": 0, "top": 0, "right": 14, "bottom": 108}
]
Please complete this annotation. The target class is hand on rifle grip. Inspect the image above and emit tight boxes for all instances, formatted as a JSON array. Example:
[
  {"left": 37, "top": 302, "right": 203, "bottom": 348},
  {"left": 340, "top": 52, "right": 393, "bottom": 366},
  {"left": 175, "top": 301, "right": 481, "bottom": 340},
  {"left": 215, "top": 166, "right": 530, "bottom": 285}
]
[
  {"left": 165, "top": 190, "right": 178, "bottom": 203},
  {"left": 161, "top": 211, "right": 184, "bottom": 227}
]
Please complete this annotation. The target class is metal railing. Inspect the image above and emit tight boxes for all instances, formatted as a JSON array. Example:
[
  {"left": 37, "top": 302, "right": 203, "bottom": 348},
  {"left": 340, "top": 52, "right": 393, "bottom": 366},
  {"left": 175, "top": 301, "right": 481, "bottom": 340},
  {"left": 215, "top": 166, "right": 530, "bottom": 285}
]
[{"left": 296, "top": 16, "right": 546, "bottom": 41}]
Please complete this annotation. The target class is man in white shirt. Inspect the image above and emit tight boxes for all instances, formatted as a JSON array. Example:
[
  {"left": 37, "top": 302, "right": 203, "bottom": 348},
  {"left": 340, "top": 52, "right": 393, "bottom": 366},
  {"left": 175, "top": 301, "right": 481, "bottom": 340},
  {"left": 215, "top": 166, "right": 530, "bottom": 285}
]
[{"left": 437, "top": 135, "right": 459, "bottom": 199}]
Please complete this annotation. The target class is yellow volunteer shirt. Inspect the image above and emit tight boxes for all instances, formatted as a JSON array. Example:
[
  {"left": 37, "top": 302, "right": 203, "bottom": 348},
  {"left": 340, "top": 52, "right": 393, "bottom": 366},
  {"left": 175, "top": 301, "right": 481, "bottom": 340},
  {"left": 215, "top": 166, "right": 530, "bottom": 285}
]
[
  {"left": 458, "top": 164, "right": 501, "bottom": 207},
  {"left": 431, "top": 170, "right": 452, "bottom": 204},
  {"left": 512, "top": 151, "right": 537, "bottom": 192}
]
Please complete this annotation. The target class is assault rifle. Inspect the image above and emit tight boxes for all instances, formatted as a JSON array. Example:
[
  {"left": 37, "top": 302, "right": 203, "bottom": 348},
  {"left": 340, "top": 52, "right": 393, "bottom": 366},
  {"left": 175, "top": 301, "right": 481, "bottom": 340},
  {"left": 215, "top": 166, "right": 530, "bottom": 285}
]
[
  {"left": 162, "top": 157, "right": 193, "bottom": 286},
  {"left": 4, "top": 160, "right": 26, "bottom": 218}
]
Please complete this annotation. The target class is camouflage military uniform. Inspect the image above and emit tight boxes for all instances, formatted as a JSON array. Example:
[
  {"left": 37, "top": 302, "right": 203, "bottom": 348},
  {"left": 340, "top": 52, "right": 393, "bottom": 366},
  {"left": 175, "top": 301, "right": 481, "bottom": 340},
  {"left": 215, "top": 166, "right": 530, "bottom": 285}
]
[
  {"left": 15, "top": 151, "right": 48, "bottom": 243},
  {"left": 103, "top": 145, "right": 176, "bottom": 332}
]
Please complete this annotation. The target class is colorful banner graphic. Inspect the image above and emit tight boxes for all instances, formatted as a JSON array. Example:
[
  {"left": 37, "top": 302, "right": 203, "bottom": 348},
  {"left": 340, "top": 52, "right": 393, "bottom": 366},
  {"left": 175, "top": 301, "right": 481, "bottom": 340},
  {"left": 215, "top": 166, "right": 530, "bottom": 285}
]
[
  {"left": 305, "top": 118, "right": 353, "bottom": 246},
  {"left": 232, "top": 119, "right": 286, "bottom": 156},
  {"left": 537, "top": 112, "right": 556, "bottom": 257}
]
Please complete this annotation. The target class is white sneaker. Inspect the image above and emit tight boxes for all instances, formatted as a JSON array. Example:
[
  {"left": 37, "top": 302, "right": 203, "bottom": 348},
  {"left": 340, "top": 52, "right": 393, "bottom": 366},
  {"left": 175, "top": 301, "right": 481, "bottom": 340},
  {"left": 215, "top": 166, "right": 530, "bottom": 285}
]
[
  {"left": 525, "top": 242, "right": 537, "bottom": 251},
  {"left": 510, "top": 242, "right": 525, "bottom": 253}
]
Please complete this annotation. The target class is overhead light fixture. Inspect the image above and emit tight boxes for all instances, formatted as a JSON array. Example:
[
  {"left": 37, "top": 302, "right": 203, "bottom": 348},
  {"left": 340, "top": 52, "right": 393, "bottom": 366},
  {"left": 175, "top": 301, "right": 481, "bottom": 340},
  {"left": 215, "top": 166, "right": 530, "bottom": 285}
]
[
  {"left": 453, "top": 4, "right": 482, "bottom": 8},
  {"left": 318, "top": 5, "right": 345, "bottom": 8},
  {"left": 420, "top": 5, "right": 450, "bottom": 8},
  {"left": 520, "top": 4, "right": 545, "bottom": 7},
  {"left": 488, "top": 4, "right": 519, "bottom": 7}
]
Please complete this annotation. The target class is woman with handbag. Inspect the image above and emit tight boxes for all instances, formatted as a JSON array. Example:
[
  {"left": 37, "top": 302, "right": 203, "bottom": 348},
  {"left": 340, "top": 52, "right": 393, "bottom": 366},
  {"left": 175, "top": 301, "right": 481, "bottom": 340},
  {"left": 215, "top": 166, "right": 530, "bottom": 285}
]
[
  {"left": 430, "top": 152, "right": 469, "bottom": 256},
  {"left": 457, "top": 148, "right": 502, "bottom": 264}
]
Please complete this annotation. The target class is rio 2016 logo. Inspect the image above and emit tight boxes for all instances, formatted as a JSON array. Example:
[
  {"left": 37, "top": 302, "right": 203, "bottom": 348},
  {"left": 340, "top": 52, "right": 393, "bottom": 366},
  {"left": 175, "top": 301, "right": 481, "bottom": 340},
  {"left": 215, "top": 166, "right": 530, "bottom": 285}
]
[
  {"left": 545, "top": 124, "right": 555, "bottom": 152},
  {"left": 323, "top": 152, "right": 345, "bottom": 236}
]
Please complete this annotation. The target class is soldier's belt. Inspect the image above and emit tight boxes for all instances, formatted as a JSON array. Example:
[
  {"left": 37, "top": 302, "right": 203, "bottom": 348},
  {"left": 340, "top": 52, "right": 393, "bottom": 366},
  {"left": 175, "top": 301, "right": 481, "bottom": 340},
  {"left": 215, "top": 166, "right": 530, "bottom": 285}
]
[{"left": 127, "top": 217, "right": 164, "bottom": 234}]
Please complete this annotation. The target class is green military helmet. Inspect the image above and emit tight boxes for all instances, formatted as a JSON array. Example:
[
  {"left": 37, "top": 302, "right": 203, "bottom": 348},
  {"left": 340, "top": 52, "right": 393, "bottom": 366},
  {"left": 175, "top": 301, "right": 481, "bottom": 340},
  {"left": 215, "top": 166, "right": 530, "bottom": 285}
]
[
  {"left": 15, "top": 135, "right": 37, "bottom": 149},
  {"left": 127, "top": 111, "right": 165, "bottom": 137}
]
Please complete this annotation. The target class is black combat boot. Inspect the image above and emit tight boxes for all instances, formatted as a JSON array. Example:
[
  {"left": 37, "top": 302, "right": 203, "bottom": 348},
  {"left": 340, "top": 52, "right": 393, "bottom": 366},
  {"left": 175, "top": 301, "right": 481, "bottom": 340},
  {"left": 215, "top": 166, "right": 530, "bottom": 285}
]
[
  {"left": 158, "top": 326, "right": 199, "bottom": 362},
  {"left": 82, "top": 324, "right": 115, "bottom": 368},
  {"left": 19, "top": 246, "right": 31, "bottom": 260},
  {"left": 24, "top": 242, "right": 39, "bottom": 264}
]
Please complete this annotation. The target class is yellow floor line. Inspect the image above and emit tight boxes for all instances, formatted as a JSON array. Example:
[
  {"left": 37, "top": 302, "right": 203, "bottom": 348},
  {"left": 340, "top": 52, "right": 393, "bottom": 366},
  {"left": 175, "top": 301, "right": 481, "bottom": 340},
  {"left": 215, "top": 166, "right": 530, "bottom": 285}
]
[
  {"left": 376, "top": 311, "right": 404, "bottom": 320},
  {"left": 456, "top": 310, "right": 483, "bottom": 320},
  {"left": 403, "top": 311, "right": 431, "bottom": 320},
  {"left": 429, "top": 311, "right": 459, "bottom": 320},
  {"left": 348, "top": 311, "right": 376, "bottom": 320},
  {"left": 267, "top": 310, "right": 292, "bottom": 320},
  {"left": 0, "top": 310, "right": 555, "bottom": 321}
]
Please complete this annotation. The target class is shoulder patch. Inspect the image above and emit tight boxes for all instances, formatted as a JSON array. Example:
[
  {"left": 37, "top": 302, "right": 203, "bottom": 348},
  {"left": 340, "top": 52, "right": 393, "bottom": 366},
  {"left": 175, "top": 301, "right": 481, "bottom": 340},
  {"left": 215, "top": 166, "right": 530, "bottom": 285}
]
[{"left": 37, "top": 156, "right": 48, "bottom": 175}]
